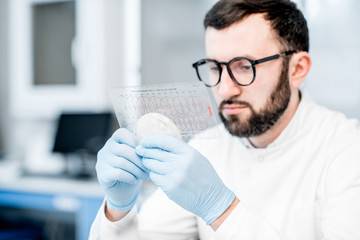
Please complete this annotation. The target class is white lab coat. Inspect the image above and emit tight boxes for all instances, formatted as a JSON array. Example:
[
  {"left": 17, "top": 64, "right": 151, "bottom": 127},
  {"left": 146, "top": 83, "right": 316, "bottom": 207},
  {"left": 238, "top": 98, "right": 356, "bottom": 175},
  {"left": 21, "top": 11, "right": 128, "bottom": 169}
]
[{"left": 90, "top": 90, "right": 360, "bottom": 239}]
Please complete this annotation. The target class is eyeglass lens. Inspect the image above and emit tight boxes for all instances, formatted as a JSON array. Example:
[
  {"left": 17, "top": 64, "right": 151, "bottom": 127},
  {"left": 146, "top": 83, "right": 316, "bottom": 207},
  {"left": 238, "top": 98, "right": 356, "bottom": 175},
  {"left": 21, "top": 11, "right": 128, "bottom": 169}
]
[
  {"left": 196, "top": 60, "right": 219, "bottom": 86},
  {"left": 196, "top": 58, "right": 254, "bottom": 86}
]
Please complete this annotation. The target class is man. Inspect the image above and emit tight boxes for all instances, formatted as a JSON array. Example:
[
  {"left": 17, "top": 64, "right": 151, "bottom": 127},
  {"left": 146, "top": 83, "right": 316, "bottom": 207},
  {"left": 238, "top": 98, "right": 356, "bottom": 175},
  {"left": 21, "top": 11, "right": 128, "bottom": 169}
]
[{"left": 90, "top": 0, "right": 360, "bottom": 239}]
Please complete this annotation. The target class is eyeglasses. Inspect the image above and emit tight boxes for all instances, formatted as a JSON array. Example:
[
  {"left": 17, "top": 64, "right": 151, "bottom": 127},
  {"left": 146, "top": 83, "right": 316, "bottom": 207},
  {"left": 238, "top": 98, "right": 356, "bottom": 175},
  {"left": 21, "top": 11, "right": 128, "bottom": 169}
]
[{"left": 192, "top": 51, "right": 295, "bottom": 87}]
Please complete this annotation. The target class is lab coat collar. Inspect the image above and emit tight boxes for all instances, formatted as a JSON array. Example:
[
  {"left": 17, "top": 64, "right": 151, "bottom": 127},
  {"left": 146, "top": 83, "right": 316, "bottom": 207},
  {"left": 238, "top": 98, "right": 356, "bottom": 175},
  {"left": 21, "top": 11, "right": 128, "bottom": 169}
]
[{"left": 238, "top": 88, "right": 314, "bottom": 150}]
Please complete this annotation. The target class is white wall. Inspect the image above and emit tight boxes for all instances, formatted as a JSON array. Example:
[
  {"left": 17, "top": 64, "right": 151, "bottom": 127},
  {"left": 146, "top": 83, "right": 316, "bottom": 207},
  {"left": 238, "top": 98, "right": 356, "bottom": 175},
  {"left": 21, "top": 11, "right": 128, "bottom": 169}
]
[
  {"left": 304, "top": 0, "right": 360, "bottom": 119},
  {"left": 141, "top": 0, "right": 215, "bottom": 85},
  {"left": 0, "top": 0, "right": 9, "bottom": 156}
]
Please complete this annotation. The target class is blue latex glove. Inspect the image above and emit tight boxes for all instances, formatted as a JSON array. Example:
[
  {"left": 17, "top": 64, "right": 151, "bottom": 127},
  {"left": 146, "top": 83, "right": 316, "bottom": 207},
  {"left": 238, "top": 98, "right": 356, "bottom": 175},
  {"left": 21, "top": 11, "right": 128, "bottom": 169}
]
[
  {"left": 96, "top": 128, "right": 149, "bottom": 212},
  {"left": 136, "top": 135, "right": 235, "bottom": 224}
]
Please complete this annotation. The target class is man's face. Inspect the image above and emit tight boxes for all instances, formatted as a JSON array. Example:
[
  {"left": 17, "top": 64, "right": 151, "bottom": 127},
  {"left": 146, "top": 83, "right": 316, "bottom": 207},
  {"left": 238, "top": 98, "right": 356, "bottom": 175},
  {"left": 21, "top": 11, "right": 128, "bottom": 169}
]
[{"left": 205, "top": 14, "right": 291, "bottom": 138}]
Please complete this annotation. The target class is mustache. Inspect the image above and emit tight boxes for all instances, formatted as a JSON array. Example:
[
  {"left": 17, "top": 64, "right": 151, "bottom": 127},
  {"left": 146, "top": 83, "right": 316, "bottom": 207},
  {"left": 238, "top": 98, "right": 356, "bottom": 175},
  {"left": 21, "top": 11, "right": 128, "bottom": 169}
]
[{"left": 219, "top": 97, "right": 252, "bottom": 111}]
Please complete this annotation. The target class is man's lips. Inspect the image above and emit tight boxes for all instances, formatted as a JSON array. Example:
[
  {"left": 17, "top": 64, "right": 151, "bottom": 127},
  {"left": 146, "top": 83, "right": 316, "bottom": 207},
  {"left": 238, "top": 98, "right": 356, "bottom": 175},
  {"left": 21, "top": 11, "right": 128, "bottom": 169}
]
[{"left": 222, "top": 104, "right": 248, "bottom": 115}]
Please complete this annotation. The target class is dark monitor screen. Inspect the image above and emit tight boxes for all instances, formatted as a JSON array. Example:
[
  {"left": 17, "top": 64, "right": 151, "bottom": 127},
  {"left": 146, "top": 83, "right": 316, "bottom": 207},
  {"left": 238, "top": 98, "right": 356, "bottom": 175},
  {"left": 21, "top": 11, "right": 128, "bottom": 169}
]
[{"left": 52, "top": 112, "right": 112, "bottom": 154}]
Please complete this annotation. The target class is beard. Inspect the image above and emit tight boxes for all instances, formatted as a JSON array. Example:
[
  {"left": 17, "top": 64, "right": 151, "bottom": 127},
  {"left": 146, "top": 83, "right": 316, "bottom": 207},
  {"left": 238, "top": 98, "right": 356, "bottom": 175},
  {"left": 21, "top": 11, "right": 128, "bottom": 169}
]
[{"left": 219, "top": 59, "right": 291, "bottom": 138}]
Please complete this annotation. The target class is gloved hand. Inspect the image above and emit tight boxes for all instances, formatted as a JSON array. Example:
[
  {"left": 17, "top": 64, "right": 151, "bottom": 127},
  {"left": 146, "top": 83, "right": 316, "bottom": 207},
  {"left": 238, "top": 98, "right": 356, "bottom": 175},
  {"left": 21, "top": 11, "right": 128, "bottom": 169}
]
[
  {"left": 136, "top": 135, "right": 235, "bottom": 224},
  {"left": 96, "top": 128, "right": 149, "bottom": 212}
]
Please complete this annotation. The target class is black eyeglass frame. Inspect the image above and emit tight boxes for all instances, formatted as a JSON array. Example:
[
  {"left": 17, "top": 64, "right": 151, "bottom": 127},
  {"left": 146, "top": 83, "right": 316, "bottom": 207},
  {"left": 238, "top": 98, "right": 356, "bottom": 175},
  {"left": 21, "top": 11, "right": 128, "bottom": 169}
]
[{"left": 192, "top": 50, "right": 296, "bottom": 87}]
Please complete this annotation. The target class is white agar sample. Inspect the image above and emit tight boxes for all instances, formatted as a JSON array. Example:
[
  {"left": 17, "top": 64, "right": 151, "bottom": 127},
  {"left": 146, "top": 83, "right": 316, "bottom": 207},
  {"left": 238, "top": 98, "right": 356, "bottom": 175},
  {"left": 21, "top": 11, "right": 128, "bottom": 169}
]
[{"left": 134, "top": 112, "right": 182, "bottom": 143}]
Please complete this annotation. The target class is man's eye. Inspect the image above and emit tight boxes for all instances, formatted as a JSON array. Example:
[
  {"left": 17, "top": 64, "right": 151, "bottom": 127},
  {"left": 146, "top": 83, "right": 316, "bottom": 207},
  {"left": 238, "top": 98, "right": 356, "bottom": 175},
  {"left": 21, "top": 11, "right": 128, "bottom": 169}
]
[
  {"left": 233, "top": 63, "right": 251, "bottom": 72},
  {"left": 207, "top": 63, "right": 219, "bottom": 72}
]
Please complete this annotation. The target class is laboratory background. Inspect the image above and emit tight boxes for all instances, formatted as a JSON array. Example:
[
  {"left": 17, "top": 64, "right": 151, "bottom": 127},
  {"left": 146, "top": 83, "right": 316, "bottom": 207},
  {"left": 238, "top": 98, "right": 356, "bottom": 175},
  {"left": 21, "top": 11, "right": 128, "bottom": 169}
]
[{"left": 0, "top": 0, "right": 359, "bottom": 239}]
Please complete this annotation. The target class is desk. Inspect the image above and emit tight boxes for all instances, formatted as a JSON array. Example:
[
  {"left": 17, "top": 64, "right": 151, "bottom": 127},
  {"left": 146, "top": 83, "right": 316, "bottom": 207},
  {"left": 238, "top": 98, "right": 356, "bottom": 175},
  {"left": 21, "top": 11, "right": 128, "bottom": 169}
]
[{"left": 0, "top": 176, "right": 105, "bottom": 240}]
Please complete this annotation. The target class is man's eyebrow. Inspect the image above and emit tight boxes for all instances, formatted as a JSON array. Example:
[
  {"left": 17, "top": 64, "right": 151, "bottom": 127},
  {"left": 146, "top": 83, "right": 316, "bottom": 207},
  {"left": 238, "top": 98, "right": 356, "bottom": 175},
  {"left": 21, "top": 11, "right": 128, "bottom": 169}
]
[{"left": 206, "top": 54, "right": 259, "bottom": 61}]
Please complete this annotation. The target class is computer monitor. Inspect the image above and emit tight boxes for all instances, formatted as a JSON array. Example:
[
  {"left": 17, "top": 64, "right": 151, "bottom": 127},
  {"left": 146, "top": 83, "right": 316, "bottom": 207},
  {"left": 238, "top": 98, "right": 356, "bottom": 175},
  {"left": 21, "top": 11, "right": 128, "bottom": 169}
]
[{"left": 52, "top": 112, "right": 113, "bottom": 155}]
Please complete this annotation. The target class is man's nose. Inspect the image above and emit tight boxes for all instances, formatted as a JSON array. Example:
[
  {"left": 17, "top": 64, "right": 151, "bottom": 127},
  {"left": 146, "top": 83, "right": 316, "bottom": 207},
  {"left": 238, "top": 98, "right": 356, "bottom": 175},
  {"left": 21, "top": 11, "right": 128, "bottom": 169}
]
[{"left": 215, "top": 67, "right": 242, "bottom": 99}]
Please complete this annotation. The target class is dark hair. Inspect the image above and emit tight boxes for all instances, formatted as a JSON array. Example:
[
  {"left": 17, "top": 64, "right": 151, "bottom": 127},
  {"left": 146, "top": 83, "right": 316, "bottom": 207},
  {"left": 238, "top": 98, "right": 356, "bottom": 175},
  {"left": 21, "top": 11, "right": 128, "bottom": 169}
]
[{"left": 204, "top": 0, "right": 309, "bottom": 52}]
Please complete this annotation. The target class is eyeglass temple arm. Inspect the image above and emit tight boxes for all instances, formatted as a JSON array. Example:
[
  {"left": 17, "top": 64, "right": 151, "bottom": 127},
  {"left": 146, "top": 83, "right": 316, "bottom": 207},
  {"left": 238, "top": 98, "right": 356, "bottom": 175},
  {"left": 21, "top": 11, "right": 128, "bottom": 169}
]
[{"left": 254, "top": 50, "right": 296, "bottom": 65}]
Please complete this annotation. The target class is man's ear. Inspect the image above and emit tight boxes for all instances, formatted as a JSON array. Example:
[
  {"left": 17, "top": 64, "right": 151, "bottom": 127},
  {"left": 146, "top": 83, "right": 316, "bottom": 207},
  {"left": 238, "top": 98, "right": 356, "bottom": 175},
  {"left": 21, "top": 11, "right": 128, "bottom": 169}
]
[{"left": 288, "top": 51, "right": 312, "bottom": 89}]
